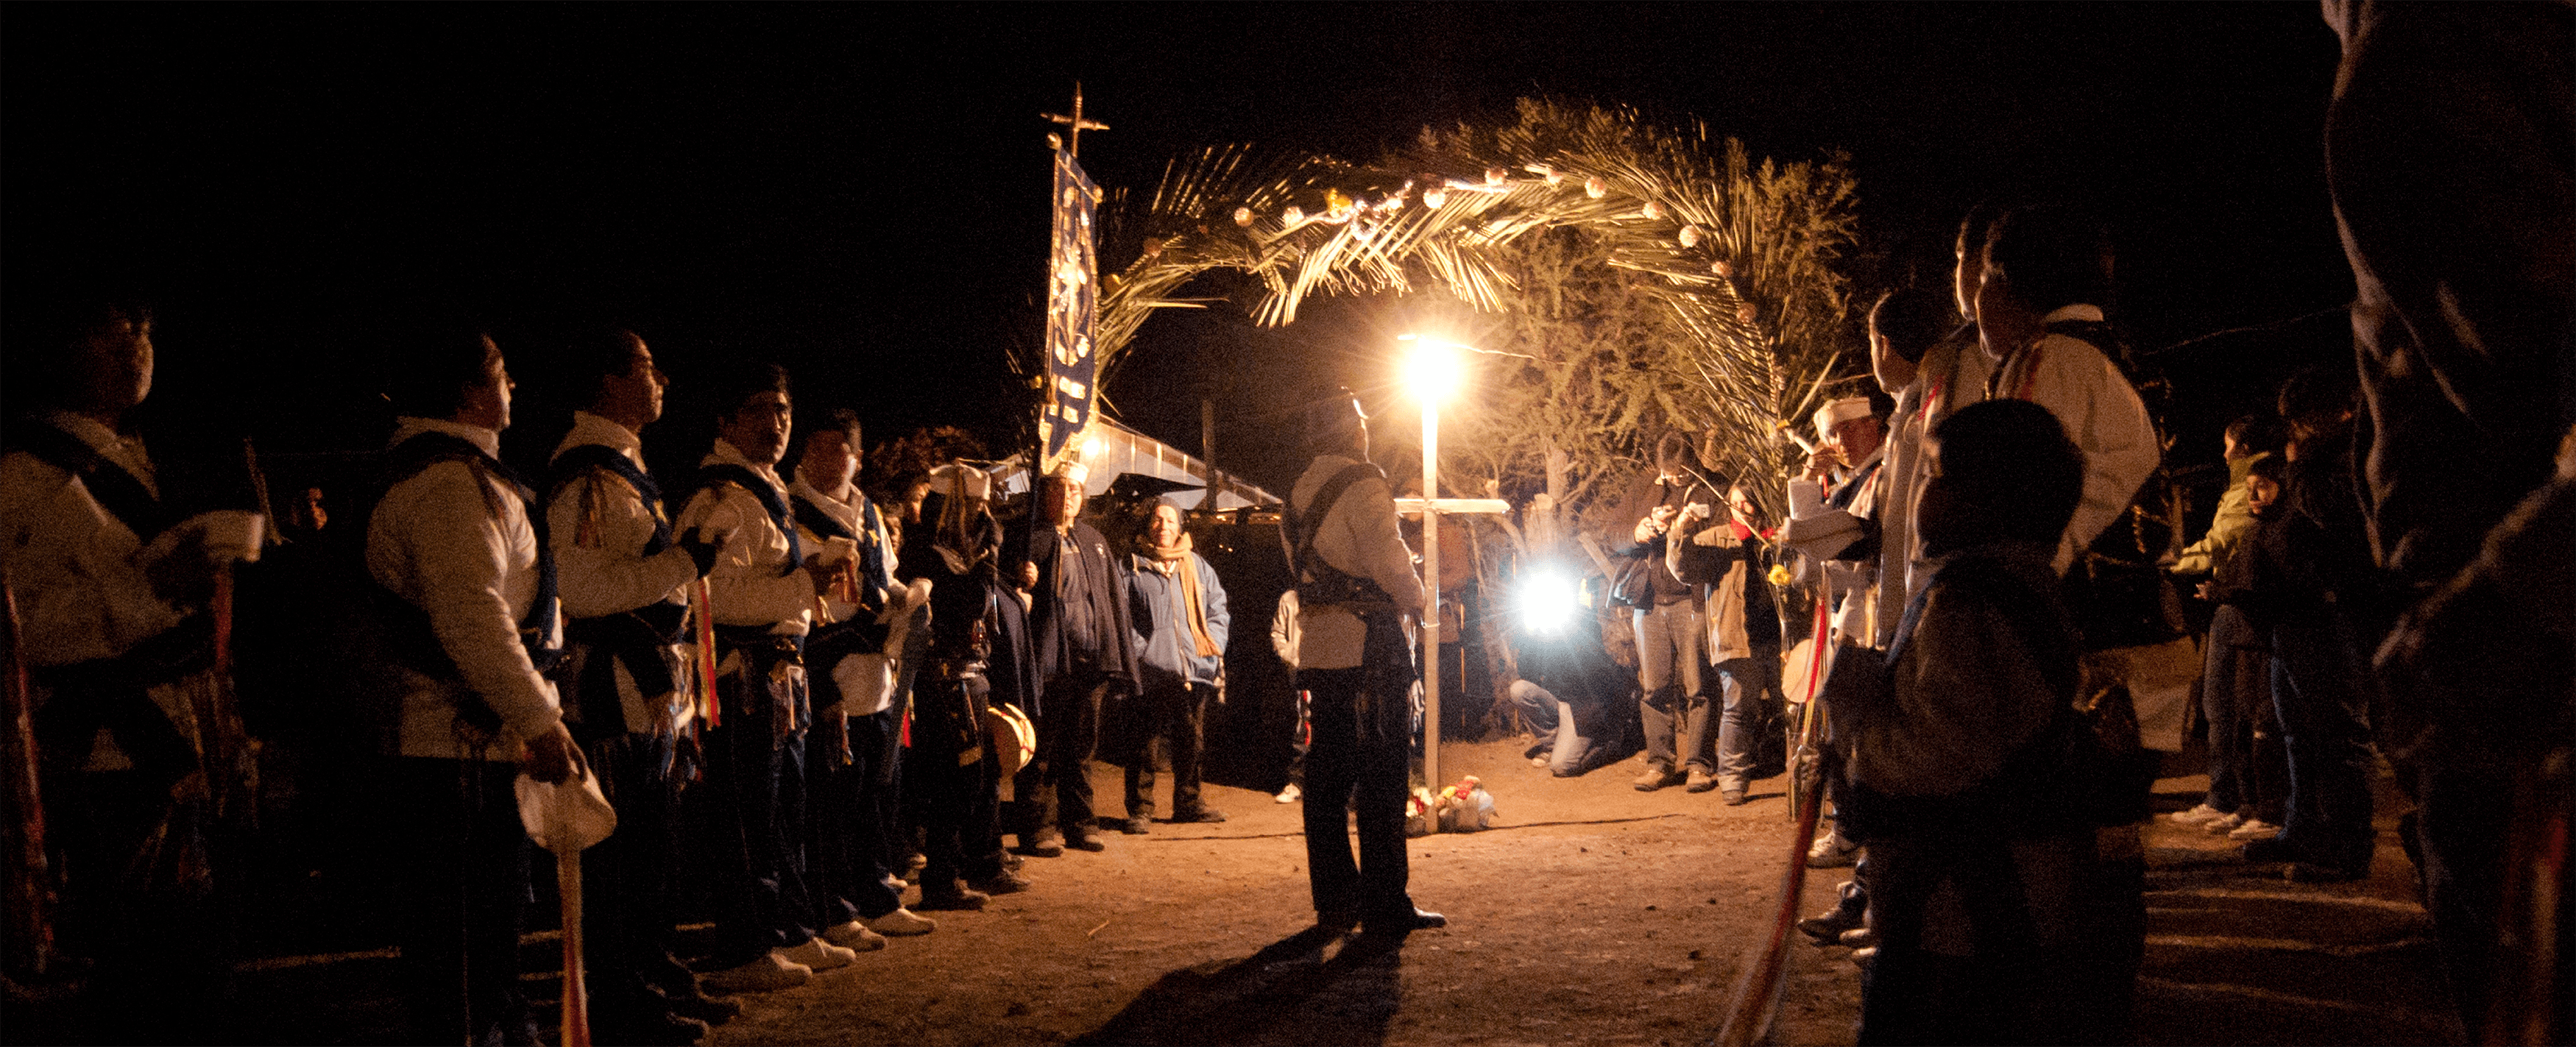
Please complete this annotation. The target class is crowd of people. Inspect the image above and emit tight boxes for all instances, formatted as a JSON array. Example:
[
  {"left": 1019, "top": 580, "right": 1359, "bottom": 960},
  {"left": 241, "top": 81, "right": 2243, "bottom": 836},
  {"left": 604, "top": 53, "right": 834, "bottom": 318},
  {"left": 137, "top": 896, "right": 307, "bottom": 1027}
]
[
  {"left": 6, "top": 7, "right": 2569, "bottom": 1046},
  {"left": 1, "top": 318, "right": 1270, "bottom": 1045},
  {"left": 1484, "top": 176, "right": 2562, "bottom": 1045}
]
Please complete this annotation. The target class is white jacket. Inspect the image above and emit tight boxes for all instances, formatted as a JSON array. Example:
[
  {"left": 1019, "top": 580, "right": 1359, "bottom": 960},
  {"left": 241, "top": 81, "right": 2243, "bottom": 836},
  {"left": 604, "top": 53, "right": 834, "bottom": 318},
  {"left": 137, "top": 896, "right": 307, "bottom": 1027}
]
[
  {"left": 367, "top": 418, "right": 561, "bottom": 760},
  {"left": 676, "top": 439, "right": 814, "bottom": 635},
  {"left": 548, "top": 411, "right": 701, "bottom": 731},
  {"left": 1986, "top": 305, "right": 2160, "bottom": 572}
]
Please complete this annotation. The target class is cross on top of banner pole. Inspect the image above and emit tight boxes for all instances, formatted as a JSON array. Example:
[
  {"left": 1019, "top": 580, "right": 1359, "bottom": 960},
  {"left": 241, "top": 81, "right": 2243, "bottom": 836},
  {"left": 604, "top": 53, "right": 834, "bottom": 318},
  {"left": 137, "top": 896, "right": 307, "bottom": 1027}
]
[{"left": 1041, "top": 82, "right": 1109, "bottom": 157}]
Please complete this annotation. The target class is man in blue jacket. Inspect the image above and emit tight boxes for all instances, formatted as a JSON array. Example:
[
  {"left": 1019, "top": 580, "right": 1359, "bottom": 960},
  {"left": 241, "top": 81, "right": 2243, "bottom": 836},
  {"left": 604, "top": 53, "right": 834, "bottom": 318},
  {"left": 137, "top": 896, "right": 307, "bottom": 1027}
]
[{"left": 1119, "top": 499, "right": 1231, "bottom": 830}]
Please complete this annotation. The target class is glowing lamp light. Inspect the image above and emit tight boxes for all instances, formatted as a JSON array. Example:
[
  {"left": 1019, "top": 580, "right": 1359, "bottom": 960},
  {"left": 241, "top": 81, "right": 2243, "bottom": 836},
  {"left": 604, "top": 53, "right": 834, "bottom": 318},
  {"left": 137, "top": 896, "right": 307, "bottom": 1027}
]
[
  {"left": 1398, "top": 336, "right": 1464, "bottom": 403},
  {"left": 1518, "top": 567, "right": 1581, "bottom": 634},
  {"left": 1081, "top": 433, "right": 1104, "bottom": 460}
]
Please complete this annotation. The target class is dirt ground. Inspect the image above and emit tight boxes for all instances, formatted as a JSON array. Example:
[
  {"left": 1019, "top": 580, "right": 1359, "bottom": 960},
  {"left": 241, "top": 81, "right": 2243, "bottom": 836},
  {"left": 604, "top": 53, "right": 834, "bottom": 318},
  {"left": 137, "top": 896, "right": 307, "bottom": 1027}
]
[
  {"left": 16, "top": 736, "right": 2458, "bottom": 1046},
  {"left": 690, "top": 739, "right": 2457, "bottom": 1047}
]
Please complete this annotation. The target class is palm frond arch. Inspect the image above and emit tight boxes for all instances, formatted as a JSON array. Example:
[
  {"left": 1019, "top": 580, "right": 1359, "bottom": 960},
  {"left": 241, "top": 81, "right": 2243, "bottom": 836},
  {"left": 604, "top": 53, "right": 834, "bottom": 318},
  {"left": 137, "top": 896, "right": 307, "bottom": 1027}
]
[{"left": 1089, "top": 99, "right": 1862, "bottom": 519}]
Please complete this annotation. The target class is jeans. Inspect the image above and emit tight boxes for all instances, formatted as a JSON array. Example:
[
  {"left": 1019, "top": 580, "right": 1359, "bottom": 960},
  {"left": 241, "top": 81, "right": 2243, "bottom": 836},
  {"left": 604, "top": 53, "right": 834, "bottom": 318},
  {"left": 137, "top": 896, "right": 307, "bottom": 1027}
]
[
  {"left": 1714, "top": 649, "right": 1783, "bottom": 791},
  {"left": 2200, "top": 606, "right": 2271, "bottom": 814},
  {"left": 1301, "top": 666, "right": 1415, "bottom": 920},
  {"left": 1635, "top": 600, "right": 1711, "bottom": 773},
  {"left": 807, "top": 708, "right": 905, "bottom": 926},
  {"left": 2269, "top": 613, "right": 2378, "bottom": 867},
  {"left": 581, "top": 733, "right": 684, "bottom": 1023},
  {"left": 1125, "top": 681, "right": 1214, "bottom": 819},
  {"left": 695, "top": 703, "right": 815, "bottom": 968},
  {"left": 1507, "top": 679, "right": 1602, "bottom": 776}
]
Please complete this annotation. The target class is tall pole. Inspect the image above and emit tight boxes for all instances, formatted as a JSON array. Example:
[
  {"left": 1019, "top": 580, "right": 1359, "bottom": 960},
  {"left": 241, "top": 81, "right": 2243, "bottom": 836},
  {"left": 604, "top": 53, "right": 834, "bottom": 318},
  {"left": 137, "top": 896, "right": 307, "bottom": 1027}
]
[{"left": 1421, "top": 399, "right": 1442, "bottom": 797}]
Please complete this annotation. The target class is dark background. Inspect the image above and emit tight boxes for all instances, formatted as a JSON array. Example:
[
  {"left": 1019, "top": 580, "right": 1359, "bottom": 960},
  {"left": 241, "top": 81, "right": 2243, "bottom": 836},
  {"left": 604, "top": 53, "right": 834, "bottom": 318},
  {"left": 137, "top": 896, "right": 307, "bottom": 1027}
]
[{"left": 4, "top": 2, "right": 2352, "bottom": 499}]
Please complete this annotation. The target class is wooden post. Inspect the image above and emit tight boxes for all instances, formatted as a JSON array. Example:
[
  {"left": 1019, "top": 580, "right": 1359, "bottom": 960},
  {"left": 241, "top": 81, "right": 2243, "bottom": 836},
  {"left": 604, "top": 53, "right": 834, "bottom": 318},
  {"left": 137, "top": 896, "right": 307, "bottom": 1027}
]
[{"left": 1200, "top": 398, "right": 1218, "bottom": 510}]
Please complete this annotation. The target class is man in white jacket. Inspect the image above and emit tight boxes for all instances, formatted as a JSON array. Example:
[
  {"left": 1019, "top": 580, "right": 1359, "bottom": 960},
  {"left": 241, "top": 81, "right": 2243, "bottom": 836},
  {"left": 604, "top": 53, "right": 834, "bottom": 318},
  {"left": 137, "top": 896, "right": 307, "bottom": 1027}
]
[
  {"left": 788, "top": 411, "right": 944, "bottom": 942},
  {"left": 543, "top": 329, "right": 736, "bottom": 1041},
  {"left": 674, "top": 364, "right": 859, "bottom": 993},
  {"left": 1, "top": 298, "right": 245, "bottom": 1040},
  {"left": 1972, "top": 205, "right": 2161, "bottom": 575},
  {"left": 363, "top": 328, "right": 581, "bottom": 1045}
]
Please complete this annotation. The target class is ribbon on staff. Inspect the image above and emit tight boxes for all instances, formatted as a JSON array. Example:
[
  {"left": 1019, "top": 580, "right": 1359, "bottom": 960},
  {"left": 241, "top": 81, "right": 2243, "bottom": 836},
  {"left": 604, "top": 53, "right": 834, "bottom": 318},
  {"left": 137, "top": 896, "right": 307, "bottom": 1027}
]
[{"left": 1038, "top": 146, "right": 1101, "bottom": 478}]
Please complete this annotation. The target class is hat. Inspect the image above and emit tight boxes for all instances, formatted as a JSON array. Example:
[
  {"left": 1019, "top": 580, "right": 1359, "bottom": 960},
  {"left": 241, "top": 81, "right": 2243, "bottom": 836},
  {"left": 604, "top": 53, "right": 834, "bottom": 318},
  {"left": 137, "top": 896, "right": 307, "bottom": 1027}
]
[
  {"left": 1814, "top": 397, "right": 1876, "bottom": 441},
  {"left": 986, "top": 703, "right": 1036, "bottom": 778},
  {"left": 930, "top": 462, "right": 994, "bottom": 501},
  {"left": 517, "top": 766, "right": 618, "bottom": 855},
  {"left": 1050, "top": 461, "right": 1091, "bottom": 486}
]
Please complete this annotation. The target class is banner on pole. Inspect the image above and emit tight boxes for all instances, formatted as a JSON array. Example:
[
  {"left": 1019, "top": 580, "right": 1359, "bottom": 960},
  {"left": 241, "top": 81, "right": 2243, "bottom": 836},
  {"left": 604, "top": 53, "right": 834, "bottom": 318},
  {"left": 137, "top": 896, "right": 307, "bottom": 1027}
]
[{"left": 1038, "top": 147, "right": 1100, "bottom": 478}]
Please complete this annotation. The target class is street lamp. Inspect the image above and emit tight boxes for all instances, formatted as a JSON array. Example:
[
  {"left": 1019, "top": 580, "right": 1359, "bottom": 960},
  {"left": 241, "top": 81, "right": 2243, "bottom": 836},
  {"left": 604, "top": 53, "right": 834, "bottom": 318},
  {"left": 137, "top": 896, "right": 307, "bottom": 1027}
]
[{"left": 1398, "top": 334, "right": 1463, "bottom": 796}]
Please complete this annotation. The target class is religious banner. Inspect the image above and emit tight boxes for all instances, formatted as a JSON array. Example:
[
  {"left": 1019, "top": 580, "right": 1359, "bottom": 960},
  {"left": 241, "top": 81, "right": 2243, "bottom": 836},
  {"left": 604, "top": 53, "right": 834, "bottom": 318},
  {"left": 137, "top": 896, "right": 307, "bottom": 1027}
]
[{"left": 1038, "top": 146, "right": 1100, "bottom": 477}]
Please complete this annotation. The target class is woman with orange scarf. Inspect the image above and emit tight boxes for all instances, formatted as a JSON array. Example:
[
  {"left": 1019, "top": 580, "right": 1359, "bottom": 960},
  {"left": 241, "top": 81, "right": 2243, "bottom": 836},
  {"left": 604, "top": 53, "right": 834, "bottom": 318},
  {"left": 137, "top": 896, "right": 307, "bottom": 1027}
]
[{"left": 1117, "top": 500, "right": 1232, "bottom": 831}]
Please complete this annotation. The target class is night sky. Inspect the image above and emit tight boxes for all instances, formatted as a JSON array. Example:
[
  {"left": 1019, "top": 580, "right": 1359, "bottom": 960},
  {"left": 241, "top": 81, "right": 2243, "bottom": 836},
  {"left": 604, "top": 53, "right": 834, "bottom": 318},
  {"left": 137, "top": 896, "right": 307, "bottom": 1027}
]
[{"left": 4, "top": 3, "right": 2351, "bottom": 498}]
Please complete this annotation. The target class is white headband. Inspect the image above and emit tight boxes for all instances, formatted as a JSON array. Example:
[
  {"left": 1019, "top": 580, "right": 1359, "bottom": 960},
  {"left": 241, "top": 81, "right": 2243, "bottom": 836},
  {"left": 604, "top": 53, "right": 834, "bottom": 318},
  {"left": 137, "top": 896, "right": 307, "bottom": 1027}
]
[{"left": 1814, "top": 397, "right": 1875, "bottom": 441}]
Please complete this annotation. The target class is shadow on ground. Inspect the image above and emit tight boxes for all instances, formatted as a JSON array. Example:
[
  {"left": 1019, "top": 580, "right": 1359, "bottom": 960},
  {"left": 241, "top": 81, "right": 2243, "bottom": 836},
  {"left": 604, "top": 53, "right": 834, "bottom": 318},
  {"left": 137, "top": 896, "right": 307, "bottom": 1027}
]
[{"left": 1072, "top": 927, "right": 1408, "bottom": 1046}]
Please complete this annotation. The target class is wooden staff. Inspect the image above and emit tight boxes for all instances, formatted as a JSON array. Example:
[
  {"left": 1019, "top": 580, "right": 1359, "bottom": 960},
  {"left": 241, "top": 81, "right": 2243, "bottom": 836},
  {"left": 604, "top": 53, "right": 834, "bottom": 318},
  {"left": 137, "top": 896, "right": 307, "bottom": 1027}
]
[
  {"left": 1717, "top": 596, "right": 1833, "bottom": 1046},
  {"left": 1, "top": 570, "right": 58, "bottom": 979},
  {"left": 556, "top": 829, "right": 592, "bottom": 1047}
]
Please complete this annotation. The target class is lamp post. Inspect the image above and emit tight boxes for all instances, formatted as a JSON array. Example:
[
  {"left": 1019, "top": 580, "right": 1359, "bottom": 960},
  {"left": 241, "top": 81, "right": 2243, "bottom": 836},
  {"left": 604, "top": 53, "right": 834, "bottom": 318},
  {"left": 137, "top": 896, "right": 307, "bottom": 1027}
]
[{"left": 1400, "top": 336, "right": 1464, "bottom": 796}]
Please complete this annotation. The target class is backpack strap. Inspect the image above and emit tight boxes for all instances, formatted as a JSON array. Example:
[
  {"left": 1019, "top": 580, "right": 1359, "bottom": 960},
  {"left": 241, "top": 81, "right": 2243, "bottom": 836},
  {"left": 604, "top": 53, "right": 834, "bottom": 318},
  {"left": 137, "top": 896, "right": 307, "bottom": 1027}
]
[
  {"left": 548, "top": 443, "right": 674, "bottom": 556},
  {"left": 4, "top": 418, "right": 176, "bottom": 542},
  {"left": 369, "top": 432, "right": 562, "bottom": 680},
  {"left": 1284, "top": 461, "right": 1384, "bottom": 583},
  {"left": 695, "top": 464, "right": 802, "bottom": 572},
  {"left": 791, "top": 492, "right": 856, "bottom": 542}
]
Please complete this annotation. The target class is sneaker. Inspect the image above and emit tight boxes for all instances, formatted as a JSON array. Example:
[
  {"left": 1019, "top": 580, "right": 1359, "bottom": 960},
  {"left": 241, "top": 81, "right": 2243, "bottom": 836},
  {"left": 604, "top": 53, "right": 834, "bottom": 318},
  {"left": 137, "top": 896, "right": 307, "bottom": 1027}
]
[
  {"left": 900, "top": 852, "right": 927, "bottom": 884},
  {"left": 777, "top": 937, "right": 858, "bottom": 972},
  {"left": 1797, "top": 881, "right": 1868, "bottom": 944},
  {"left": 863, "top": 908, "right": 938, "bottom": 936},
  {"left": 1275, "top": 784, "right": 1302, "bottom": 803},
  {"left": 2204, "top": 812, "right": 2247, "bottom": 834},
  {"left": 1063, "top": 831, "right": 1107, "bottom": 852},
  {"left": 821, "top": 920, "right": 888, "bottom": 952},
  {"left": 2227, "top": 817, "right": 2282, "bottom": 840},
  {"left": 1171, "top": 808, "right": 1228, "bottom": 824},
  {"left": 968, "top": 868, "right": 1032, "bottom": 895},
  {"left": 1722, "top": 789, "right": 1749, "bottom": 806},
  {"left": 1685, "top": 770, "right": 1719, "bottom": 794},
  {"left": 1808, "top": 828, "right": 1860, "bottom": 869},
  {"left": 916, "top": 884, "right": 991, "bottom": 911},
  {"left": 2170, "top": 802, "right": 2229, "bottom": 826},
  {"left": 1530, "top": 755, "right": 1551, "bottom": 768},
  {"left": 1632, "top": 767, "right": 1682, "bottom": 792},
  {"left": 1838, "top": 926, "right": 1878, "bottom": 948},
  {"left": 701, "top": 953, "right": 812, "bottom": 994},
  {"left": 1850, "top": 945, "right": 1878, "bottom": 962},
  {"left": 1016, "top": 832, "right": 1066, "bottom": 858},
  {"left": 1117, "top": 817, "right": 1152, "bottom": 835}
]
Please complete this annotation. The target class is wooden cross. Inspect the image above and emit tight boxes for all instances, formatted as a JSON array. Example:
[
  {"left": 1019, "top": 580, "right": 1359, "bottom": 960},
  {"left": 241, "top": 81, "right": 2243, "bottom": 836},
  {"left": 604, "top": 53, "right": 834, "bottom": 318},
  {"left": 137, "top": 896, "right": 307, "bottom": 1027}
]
[{"left": 1041, "top": 82, "right": 1109, "bottom": 157}]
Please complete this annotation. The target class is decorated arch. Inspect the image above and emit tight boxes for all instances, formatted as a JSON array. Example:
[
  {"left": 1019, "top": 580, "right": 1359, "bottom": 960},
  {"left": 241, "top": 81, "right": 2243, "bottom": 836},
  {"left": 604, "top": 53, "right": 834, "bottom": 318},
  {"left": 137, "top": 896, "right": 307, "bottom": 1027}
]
[{"left": 1084, "top": 99, "right": 1865, "bottom": 520}]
